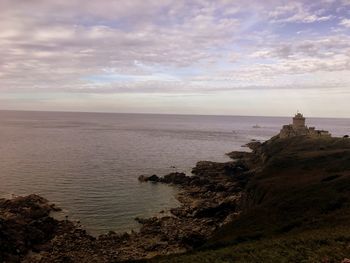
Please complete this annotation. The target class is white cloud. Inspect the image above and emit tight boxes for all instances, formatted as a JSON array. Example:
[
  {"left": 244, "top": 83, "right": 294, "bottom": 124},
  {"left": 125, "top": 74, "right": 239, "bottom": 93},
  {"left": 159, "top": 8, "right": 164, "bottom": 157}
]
[
  {"left": 339, "top": 18, "right": 350, "bottom": 27},
  {"left": 268, "top": 2, "right": 333, "bottom": 23}
]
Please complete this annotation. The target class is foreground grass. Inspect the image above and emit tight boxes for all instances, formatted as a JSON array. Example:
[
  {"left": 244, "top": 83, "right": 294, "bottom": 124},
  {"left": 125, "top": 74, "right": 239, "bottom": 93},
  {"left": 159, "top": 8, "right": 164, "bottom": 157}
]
[{"left": 145, "top": 227, "right": 350, "bottom": 263}]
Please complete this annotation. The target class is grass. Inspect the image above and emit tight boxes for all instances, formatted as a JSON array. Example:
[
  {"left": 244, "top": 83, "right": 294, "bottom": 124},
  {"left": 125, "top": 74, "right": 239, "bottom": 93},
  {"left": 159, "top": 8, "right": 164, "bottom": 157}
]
[
  {"left": 145, "top": 227, "right": 350, "bottom": 263},
  {"left": 139, "top": 136, "right": 350, "bottom": 263}
]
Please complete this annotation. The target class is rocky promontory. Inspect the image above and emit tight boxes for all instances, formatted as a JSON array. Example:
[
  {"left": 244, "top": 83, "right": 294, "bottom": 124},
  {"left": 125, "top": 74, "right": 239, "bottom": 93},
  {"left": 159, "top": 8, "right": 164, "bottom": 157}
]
[
  {"left": 2, "top": 134, "right": 350, "bottom": 262},
  {"left": 147, "top": 135, "right": 350, "bottom": 263}
]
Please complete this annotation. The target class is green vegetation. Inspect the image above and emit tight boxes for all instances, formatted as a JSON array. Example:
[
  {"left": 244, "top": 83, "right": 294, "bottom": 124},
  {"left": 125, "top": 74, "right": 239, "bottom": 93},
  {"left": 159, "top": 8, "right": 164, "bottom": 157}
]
[
  {"left": 146, "top": 227, "right": 350, "bottom": 263},
  {"left": 142, "top": 136, "right": 350, "bottom": 262}
]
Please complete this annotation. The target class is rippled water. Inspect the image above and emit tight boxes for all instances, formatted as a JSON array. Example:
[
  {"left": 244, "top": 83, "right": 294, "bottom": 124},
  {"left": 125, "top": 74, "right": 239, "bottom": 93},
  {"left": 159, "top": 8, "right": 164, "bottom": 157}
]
[{"left": 0, "top": 111, "right": 349, "bottom": 235}]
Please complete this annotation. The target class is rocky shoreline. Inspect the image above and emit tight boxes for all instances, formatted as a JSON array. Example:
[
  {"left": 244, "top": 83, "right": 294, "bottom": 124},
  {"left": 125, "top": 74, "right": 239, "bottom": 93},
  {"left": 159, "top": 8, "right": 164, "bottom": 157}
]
[
  {"left": 2, "top": 129, "right": 350, "bottom": 263},
  {"left": 1, "top": 143, "right": 257, "bottom": 263},
  {"left": 2, "top": 134, "right": 350, "bottom": 262}
]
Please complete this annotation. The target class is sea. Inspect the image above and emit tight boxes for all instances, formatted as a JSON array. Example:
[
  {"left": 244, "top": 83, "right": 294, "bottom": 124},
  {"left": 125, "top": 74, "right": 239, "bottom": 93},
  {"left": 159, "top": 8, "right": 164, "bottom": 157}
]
[{"left": 0, "top": 110, "right": 349, "bottom": 235}]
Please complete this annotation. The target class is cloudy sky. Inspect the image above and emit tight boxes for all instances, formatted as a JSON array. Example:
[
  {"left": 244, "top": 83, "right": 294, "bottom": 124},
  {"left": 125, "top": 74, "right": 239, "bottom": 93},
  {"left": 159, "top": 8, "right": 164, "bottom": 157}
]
[{"left": 0, "top": 0, "right": 349, "bottom": 117}]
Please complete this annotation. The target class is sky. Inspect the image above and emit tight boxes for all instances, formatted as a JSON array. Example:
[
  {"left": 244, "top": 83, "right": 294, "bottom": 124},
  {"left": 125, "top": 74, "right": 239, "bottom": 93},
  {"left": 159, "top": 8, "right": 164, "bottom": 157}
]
[{"left": 0, "top": 0, "right": 350, "bottom": 117}]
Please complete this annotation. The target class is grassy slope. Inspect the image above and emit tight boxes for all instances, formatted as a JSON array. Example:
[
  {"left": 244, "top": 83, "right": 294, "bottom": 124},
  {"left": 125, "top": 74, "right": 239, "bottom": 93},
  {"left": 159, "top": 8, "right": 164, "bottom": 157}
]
[
  {"left": 146, "top": 227, "right": 350, "bottom": 263},
  {"left": 144, "top": 136, "right": 350, "bottom": 262}
]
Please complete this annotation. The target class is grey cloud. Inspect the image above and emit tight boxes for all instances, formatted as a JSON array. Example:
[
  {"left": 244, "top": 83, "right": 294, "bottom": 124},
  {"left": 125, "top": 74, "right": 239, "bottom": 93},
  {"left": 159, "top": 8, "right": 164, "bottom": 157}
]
[
  {"left": 250, "top": 35, "right": 350, "bottom": 60},
  {"left": 0, "top": 0, "right": 242, "bottom": 94},
  {"left": 0, "top": 0, "right": 349, "bottom": 97}
]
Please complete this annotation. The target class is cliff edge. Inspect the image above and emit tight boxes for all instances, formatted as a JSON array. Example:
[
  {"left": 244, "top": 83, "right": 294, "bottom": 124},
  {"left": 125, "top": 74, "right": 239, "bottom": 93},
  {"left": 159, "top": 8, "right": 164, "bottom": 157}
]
[{"left": 146, "top": 135, "right": 350, "bottom": 263}]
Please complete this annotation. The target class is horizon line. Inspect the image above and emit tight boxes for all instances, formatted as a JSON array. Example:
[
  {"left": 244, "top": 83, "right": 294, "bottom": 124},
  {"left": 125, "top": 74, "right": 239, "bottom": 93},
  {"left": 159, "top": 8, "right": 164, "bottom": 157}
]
[{"left": 0, "top": 109, "right": 348, "bottom": 120}]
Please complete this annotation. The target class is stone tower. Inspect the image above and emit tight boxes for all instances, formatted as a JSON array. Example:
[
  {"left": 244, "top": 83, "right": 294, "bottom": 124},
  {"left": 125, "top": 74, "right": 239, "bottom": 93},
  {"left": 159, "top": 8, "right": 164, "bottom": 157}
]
[
  {"left": 279, "top": 112, "right": 331, "bottom": 138},
  {"left": 292, "top": 112, "right": 306, "bottom": 129}
]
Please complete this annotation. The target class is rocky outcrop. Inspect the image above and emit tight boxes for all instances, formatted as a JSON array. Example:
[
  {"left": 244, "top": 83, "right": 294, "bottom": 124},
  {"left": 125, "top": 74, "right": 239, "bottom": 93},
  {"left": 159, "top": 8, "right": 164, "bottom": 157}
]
[
  {"left": 226, "top": 151, "right": 252, "bottom": 160},
  {"left": 0, "top": 195, "right": 74, "bottom": 263},
  {"left": 139, "top": 172, "right": 190, "bottom": 185},
  {"left": 12, "top": 156, "right": 249, "bottom": 262}
]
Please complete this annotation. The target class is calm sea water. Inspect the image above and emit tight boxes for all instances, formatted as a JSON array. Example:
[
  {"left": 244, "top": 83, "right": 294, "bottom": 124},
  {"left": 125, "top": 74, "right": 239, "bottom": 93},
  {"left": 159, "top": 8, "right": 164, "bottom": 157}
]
[{"left": 0, "top": 111, "right": 349, "bottom": 235}]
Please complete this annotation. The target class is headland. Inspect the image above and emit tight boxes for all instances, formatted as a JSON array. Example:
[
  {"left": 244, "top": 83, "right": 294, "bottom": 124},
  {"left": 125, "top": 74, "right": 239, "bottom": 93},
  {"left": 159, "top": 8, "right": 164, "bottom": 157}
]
[{"left": 1, "top": 114, "right": 350, "bottom": 262}]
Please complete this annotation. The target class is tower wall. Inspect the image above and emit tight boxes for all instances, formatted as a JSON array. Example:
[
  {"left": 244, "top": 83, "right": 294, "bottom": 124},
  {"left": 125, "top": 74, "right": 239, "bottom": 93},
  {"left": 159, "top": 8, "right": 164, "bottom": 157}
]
[{"left": 293, "top": 115, "right": 305, "bottom": 129}]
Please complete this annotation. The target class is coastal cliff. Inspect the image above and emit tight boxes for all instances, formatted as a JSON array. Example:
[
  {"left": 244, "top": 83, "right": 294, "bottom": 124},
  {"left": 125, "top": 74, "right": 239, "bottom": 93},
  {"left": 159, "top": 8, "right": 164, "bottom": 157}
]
[
  {"left": 1, "top": 135, "right": 350, "bottom": 262},
  {"left": 147, "top": 135, "right": 350, "bottom": 263}
]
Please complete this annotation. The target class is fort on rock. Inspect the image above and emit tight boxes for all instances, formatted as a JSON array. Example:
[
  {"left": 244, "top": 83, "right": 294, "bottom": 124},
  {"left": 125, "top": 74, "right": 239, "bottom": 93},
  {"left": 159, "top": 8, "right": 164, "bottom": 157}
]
[{"left": 279, "top": 112, "right": 331, "bottom": 138}]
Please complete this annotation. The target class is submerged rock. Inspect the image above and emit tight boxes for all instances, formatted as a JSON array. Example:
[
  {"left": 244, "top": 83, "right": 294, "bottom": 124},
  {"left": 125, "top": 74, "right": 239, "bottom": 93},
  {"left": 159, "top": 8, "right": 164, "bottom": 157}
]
[
  {"left": 138, "top": 174, "right": 160, "bottom": 182},
  {"left": 148, "top": 174, "right": 161, "bottom": 182}
]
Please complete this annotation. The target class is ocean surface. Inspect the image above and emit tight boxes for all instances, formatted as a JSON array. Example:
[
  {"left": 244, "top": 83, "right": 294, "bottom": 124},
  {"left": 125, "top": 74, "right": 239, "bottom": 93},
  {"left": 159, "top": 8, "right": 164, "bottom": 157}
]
[{"left": 0, "top": 110, "right": 349, "bottom": 235}]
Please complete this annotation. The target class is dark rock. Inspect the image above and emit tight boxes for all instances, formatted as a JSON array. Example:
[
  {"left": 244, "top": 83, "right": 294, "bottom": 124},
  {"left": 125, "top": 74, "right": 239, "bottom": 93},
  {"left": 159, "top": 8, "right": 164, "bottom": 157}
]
[
  {"left": 321, "top": 174, "right": 342, "bottom": 182},
  {"left": 180, "top": 232, "right": 206, "bottom": 248},
  {"left": 189, "top": 177, "right": 210, "bottom": 187},
  {"left": 0, "top": 195, "right": 63, "bottom": 262},
  {"left": 148, "top": 174, "right": 160, "bottom": 182},
  {"left": 135, "top": 217, "right": 150, "bottom": 224},
  {"left": 138, "top": 175, "right": 148, "bottom": 182},
  {"left": 194, "top": 200, "right": 237, "bottom": 219},
  {"left": 160, "top": 172, "right": 189, "bottom": 185},
  {"left": 138, "top": 174, "right": 160, "bottom": 182},
  {"left": 245, "top": 141, "right": 262, "bottom": 151},
  {"left": 170, "top": 207, "right": 191, "bottom": 218},
  {"left": 226, "top": 151, "right": 252, "bottom": 160},
  {"left": 57, "top": 255, "right": 74, "bottom": 263}
]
